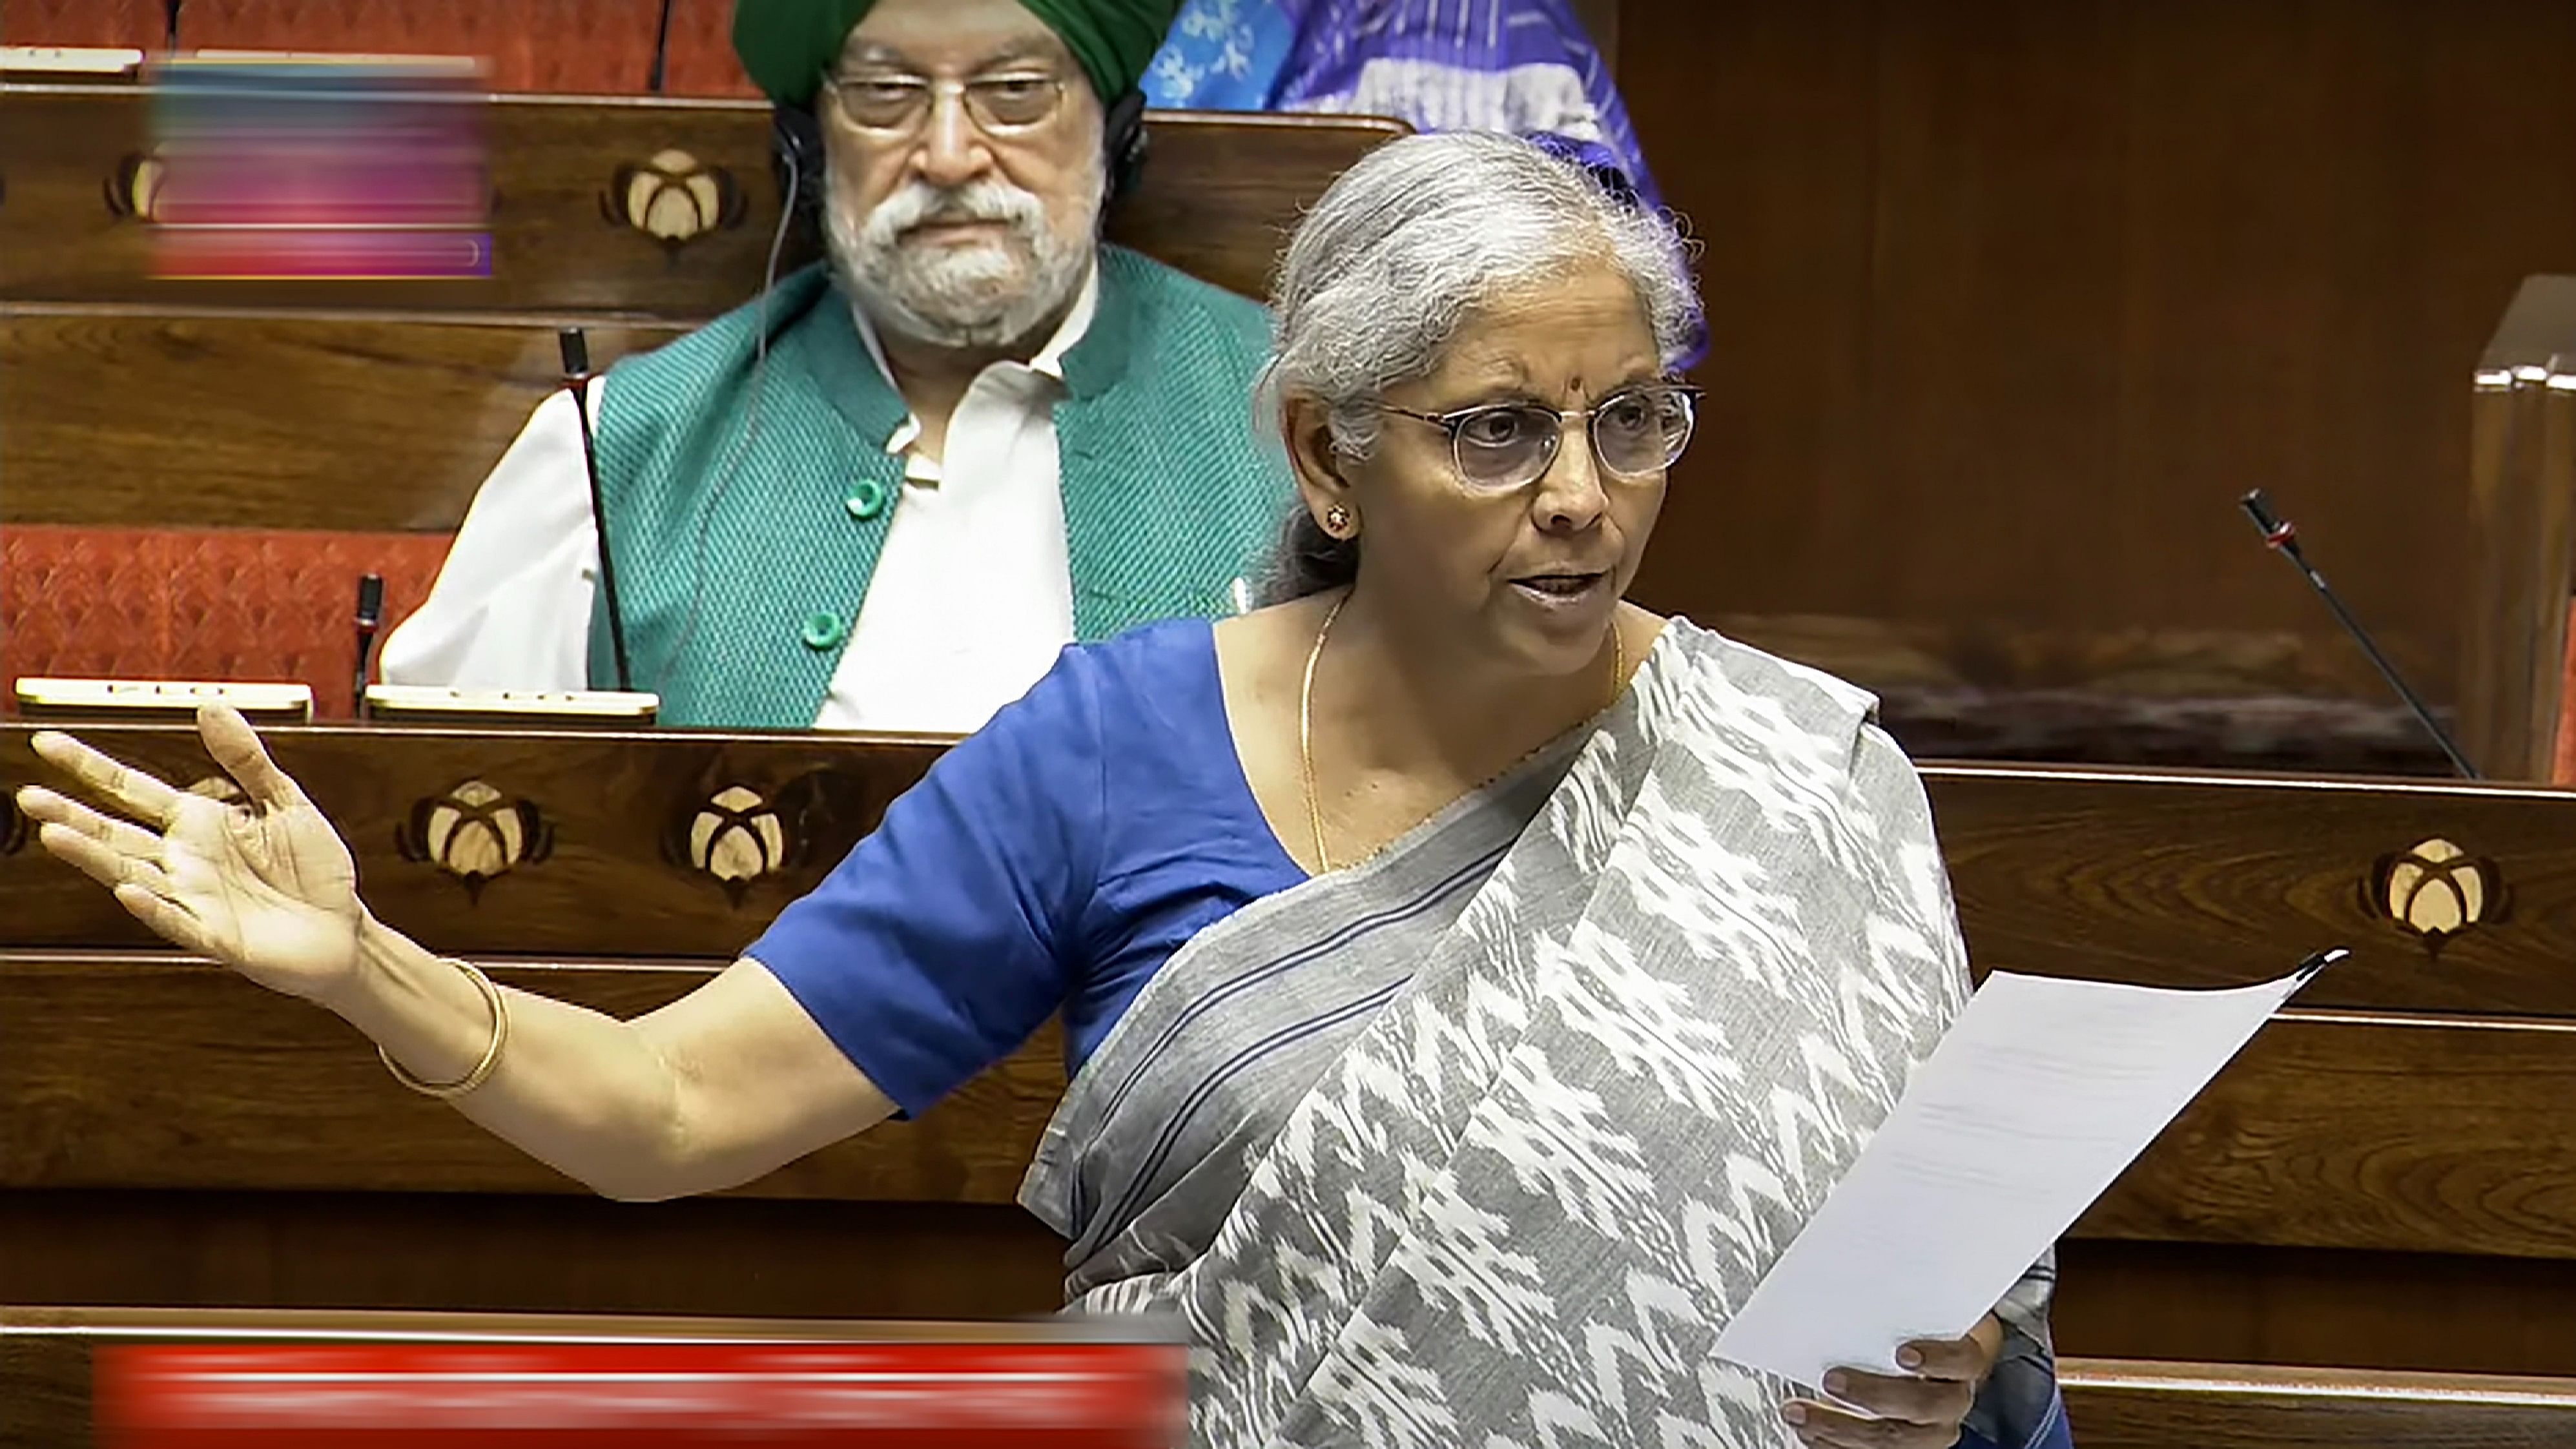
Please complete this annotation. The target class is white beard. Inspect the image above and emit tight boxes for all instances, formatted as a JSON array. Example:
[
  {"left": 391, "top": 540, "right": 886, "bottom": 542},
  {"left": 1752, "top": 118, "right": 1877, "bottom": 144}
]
[{"left": 827, "top": 158, "right": 1102, "bottom": 352}]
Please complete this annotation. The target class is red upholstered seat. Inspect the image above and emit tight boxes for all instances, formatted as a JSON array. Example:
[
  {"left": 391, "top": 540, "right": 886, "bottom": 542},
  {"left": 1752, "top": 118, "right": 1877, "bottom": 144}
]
[{"left": 1, "top": 526, "right": 452, "bottom": 720}]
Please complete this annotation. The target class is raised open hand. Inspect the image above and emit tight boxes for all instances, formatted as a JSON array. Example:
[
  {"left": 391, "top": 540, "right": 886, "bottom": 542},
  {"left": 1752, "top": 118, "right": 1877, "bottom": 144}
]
[{"left": 15, "top": 706, "right": 367, "bottom": 1002}]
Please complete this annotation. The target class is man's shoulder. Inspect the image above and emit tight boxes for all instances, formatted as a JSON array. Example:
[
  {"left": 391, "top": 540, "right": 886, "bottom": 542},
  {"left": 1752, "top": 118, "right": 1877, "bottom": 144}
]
[
  {"left": 1099, "top": 245, "right": 1273, "bottom": 357},
  {"left": 603, "top": 263, "right": 837, "bottom": 406}
]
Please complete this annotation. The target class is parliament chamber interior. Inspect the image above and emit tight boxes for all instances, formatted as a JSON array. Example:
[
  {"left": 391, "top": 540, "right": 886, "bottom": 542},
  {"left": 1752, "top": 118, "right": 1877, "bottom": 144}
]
[{"left": 10, "top": 1, "right": 2576, "bottom": 1445}]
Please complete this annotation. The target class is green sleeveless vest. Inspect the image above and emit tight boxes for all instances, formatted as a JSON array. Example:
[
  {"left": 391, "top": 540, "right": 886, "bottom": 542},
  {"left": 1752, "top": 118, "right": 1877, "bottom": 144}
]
[{"left": 587, "top": 247, "right": 1291, "bottom": 728}]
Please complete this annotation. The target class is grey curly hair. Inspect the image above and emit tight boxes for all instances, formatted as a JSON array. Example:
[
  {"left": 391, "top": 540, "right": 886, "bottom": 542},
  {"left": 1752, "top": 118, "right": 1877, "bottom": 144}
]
[{"left": 1257, "top": 130, "right": 1700, "bottom": 602}]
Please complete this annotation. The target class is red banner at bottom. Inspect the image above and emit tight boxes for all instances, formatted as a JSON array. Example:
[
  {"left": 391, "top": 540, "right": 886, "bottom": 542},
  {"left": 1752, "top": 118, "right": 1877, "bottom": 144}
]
[{"left": 98, "top": 1341, "right": 1187, "bottom": 1448}]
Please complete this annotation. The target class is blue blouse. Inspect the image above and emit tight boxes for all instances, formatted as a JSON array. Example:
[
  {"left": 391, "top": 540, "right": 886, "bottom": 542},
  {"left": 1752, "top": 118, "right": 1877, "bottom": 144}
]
[{"left": 748, "top": 619, "right": 1307, "bottom": 1116}]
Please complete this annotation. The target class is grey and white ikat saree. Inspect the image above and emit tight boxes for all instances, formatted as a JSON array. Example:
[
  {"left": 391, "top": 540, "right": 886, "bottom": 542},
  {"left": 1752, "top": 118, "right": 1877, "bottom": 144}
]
[{"left": 1022, "top": 621, "right": 2067, "bottom": 1448}]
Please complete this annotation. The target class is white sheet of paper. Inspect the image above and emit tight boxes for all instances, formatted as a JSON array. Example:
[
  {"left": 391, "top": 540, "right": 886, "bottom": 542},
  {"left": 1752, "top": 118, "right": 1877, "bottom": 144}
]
[{"left": 1712, "top": 958, "right": 2332, "bottom": 1390}]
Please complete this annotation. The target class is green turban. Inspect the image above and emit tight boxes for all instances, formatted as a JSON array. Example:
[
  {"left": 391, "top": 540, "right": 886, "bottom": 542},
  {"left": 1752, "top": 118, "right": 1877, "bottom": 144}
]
[{"left": 732, "top": 0, "right": 1182, "bottom": 111}]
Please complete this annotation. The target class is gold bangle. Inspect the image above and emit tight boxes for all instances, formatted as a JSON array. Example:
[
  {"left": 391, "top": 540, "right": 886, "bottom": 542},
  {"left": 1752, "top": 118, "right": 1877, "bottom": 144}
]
[{"left": 378, "top": 958, "right": 511, "bottom": 1100}]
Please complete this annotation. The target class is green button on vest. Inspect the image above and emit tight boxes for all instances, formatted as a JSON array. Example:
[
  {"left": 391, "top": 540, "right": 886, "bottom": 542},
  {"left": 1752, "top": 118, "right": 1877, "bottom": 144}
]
[
  {"left": 799, "top": 611, "right": 847, "bottom": 651},
  {"left": 845, "top": 477, "right": 889, "bottom": 520}
]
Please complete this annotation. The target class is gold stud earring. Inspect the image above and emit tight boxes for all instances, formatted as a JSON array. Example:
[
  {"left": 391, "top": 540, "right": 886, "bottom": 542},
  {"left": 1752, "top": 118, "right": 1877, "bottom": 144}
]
[{"left": 1324, "top": 504, "right": 1352, "bottom": 536}]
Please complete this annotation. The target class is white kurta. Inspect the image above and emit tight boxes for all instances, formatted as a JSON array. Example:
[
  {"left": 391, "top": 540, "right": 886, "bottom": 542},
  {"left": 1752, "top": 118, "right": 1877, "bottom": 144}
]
[{"left": 378, "top": 268, "right": 1100, "bottom": 735}]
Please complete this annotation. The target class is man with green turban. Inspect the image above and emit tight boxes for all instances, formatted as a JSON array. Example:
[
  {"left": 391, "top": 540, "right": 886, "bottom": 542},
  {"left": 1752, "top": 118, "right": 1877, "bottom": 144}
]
[
  {"left": 382, "top": 0, "right": 1293, "bottom": 733},
  {"left": 734, "top": 0, "right": 1178, "bottom": 113}
]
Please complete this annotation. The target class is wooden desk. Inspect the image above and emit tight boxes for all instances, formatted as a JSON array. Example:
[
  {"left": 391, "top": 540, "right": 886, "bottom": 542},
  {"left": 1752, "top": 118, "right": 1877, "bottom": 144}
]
[
  {"left": 8, "top": 730, "right": 2576, "bottom": 1376},
  {"left": 0, "top": 723, "right": 1072, "bottom": 1326}
]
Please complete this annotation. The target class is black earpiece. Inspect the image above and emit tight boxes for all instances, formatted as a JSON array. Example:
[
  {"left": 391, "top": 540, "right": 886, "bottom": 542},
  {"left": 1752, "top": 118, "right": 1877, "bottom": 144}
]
[
  {"left": 769, "top": 101, "right": 827, "bottom": 220},
  {"left": 1101, "top": 88, "right": 1149, "bottom": 201}
]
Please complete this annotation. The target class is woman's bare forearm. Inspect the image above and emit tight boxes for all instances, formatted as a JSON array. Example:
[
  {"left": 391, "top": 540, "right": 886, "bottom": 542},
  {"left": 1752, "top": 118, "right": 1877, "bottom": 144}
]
[{"left": 313, "top": 914, "right": 768, "bottom": 1201}]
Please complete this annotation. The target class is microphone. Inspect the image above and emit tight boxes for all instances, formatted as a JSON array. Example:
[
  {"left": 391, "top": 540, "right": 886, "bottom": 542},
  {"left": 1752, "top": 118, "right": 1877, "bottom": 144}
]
[
  {"left": 648, "top": 0, "right": 675, "bottom": 93},
  {"left": 2238, "top": 489, "right": 2478, "bottom": 779},
  {"left": 353, "top": 572, "right": 384, "bottom": 717},
  {"left": 560, "top": 327, "right": 635, "bottom": 694}
]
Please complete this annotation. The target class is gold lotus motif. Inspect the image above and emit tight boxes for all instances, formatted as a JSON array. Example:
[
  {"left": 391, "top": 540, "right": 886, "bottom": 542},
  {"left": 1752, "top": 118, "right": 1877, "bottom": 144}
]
[
  {"left": 396, "top": 780, "right": 553, "bottom": 900},
  {"left": 602, "top": 149, "right": 747, "bottom": 250},
  {"left": 2369, "top": 838, "right": 2505, "bottom": 952}
]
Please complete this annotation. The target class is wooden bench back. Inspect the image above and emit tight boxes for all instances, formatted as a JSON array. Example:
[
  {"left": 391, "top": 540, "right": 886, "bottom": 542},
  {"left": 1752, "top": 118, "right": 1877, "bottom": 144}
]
[
  {"left": 0, "top": 90, "right": 1399, "bottom": 705},
  {"left": 0, "top": 89, "right": 1399, "bottom": 536},
  {"left": 1, "top": 87, "right": 1399, "bottom": 315}
]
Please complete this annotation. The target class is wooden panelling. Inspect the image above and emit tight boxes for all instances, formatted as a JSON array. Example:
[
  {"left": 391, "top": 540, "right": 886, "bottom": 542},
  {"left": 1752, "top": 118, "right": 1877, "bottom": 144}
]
[
  {"left": 2054, "top": 1239, "right": 2576, "bottom": 1378},
  {"left": 9, "top": 734, "right": 2576, "bottom": 1296},
  {"left": 0, "top": 88, "right": 1397, "bottom": 313},
  {"left": 1619, "top": 0, "right": 2576, "bottom": 713},
  {"left": 10, "top": 734, "right": 2576, "bottom": 1380},
  {"left": 19, "top": 965, "right": 2576, "bottom": 1262},
  {"left": 0, "top": 726, "right": 945, "bottom": 954},
  {"left": 1927, "top": 764, "right": 2576, "bottom": 1017},
  {"left": 0, "top": 309, "right": 680, "bottom": 532},
  {"left": 2077, "top": 1011, "right": 2576, "bottom": 1260},
  {"left": 0, "top": 1194, "right": 1064, "bottom": 1322},
  {"left": 0, "top": 955, "right": 1064, "bottom": 1201},
  {"left": 0, "top": 88, "right": 805, "bottom": 316},
  {"left": 1108, "top": 113, "right": 1405, "bottom": 305},
  {"left": 2057, "top": 1358, "right": 2576, "bottom": 1449},
  {"left": 19, "top": 730, "right": 2576, "bottom": 992},
  {"left": 1623, "top": 0, "right": 1876, "bottom": 652},
  {"left": 25, "top": 952, "right": 2576, "bottom": 1267},
  {"left": 0, "top": 94, "right": 1398, "bottom": 535}
]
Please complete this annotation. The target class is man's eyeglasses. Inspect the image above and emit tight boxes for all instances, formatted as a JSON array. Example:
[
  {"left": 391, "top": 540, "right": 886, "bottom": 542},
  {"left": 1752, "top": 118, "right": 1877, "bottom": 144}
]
[
  {"left": 1379, "top": 384, "right": 1702, "bottom": 493},
  {"left": 821, "top": 72, "right": 1067, "bottom": 138}
]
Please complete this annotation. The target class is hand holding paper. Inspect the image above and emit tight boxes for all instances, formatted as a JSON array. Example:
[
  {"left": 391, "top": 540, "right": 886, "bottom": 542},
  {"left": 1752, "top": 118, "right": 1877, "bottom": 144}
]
[
  {"left": 1782, "top": 1323, "right": 1999, "bottom": 1448},
  {"left": 1715, "top": 951, "right": 2345, "bottom": 1393}
]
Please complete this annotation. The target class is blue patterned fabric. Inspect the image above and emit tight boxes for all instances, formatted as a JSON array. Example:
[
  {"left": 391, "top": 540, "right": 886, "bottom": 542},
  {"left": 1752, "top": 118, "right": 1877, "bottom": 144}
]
[
  {"left": 1145, "top": 0, "right": 1663, "bottom": 213},
  {"left": 1146, "top": 0, "right": 1704, "bottom": 366}
]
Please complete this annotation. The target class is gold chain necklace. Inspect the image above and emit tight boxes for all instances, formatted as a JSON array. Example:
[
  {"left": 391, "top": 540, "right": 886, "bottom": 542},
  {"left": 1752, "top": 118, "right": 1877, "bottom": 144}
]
[{"left": 1299, "top": 592, "right": 1623, "bottom": 874}]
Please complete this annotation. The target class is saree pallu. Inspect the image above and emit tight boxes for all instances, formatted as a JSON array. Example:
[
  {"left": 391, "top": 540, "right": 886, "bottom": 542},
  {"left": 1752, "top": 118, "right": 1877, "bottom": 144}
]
[{"left": 1022, "top": 621, "right": 2070, "bottom": 1448}]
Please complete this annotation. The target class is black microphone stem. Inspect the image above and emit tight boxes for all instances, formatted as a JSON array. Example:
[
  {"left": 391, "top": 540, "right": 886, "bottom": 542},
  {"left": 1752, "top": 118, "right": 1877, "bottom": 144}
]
[
  {"left": 2239, "top": 489, "right": 2479, "bottom": 780},
  {"left": 560, "top": 328, "right": 635, "bottom": 694},
  {"left": 353, "top": 572, "right": 384, "bottom": 719},
  {"left": 648, "top": 0, "right": 676, "bottom": 94}
]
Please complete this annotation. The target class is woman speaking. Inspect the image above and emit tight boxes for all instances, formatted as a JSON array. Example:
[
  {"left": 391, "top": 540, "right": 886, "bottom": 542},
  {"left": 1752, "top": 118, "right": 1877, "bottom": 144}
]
[{"left": 19, "top": 132, "right": 2069, "bottom": 1449}]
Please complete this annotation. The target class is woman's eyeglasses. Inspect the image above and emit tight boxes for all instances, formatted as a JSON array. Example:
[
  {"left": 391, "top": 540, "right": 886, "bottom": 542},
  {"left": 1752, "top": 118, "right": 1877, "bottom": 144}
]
[
  {"left": 821, "top": 72, "right": 1067, "bottom": 138},
  {"left": 1379, "top": 384, "right": 1702, "bottom": 493}
]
